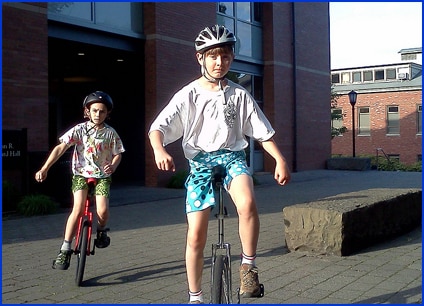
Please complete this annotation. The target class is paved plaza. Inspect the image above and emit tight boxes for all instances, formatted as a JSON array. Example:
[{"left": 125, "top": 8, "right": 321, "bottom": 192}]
[{"left": 2, "top": 170, "right": 422, "bottom": 304}]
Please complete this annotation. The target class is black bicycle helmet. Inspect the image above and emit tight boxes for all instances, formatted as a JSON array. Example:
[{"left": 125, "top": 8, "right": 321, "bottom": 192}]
[
  {"left": 195, "top": 25, "right": 236, "bottom": 53},
  {"left": 83, "top": 91, "right": 114, "bottom": 111}
]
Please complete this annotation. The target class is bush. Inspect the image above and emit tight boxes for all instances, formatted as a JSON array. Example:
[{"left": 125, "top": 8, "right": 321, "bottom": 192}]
[
  {"left": 2, "top": 180, "right": 22, "bottom": 212},
  {"left": 368, "top": 155, "right": 422, "bottom": 172},
  {"left": 167, "top": 170, "right": 189, "bottom": 189},
  {"left": 17, "top": 194, "right": 59, "bottom": 217}
]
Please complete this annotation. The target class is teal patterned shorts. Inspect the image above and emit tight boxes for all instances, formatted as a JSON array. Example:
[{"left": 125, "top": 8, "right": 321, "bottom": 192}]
[
  {"left": 185, "top": 149, "right": 251, "bottom": 213},
  {"left": 71, "top": 175, "right": 112, "bottom": 198}
]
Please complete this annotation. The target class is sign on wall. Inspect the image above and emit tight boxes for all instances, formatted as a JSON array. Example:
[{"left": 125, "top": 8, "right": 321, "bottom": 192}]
[{"left": 2, "top": 129, "right": 27, "bottom": 170}]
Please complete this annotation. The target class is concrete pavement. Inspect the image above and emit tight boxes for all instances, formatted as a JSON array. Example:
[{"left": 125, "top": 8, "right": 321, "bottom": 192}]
[{"left": 2, "top": 169, "right": 422, "bottom": 304}]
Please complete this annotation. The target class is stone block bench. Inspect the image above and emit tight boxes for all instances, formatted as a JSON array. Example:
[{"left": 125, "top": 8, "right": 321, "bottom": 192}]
[{"left": 282, "top": 188, "right": 421, "bottom": 256}]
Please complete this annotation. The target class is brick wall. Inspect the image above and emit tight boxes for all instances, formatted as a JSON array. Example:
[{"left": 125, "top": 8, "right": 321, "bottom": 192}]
[
  {"left": 2, "top": 3, "right": 49, "bottom": 151},
  {"left": 143, "top": 2, "right": 217, "bottom": 186},
  {"left": 331, "top": 90, "right": 422, "bottom": 165},
  {"left": 2, "top": 3, "right": 49, "bottom": 193},
  {"left": 263, "top": 3, "right": 331, "bottom": 172}
]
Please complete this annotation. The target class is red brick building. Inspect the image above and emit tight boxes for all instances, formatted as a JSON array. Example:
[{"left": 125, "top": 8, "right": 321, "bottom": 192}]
[
  {"left": 2, "top": 2, "right": 331, "bottom": 200},
  {"left": 331, "top": 58, "right": 422, "bottom": 165}
]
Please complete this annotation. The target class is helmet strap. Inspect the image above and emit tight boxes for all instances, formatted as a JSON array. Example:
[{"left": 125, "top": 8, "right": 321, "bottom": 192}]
[
  {"left": 84, "top": 107, "right": 107, "bottom": 128},
  {"left": 201, "top": 60, "right": 225, "bottom": 83}
]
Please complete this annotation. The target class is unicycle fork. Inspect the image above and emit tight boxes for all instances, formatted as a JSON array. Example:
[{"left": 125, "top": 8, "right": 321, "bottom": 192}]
[
  {"left": 210, "top": 165, "right": 237, "bottom": 304},
  {"left": 74, "top": 177, "right": 97, "bottom": 286}
]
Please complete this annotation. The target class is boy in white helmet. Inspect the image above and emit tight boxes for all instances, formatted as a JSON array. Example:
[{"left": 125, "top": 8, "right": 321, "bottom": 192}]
[
  {"left": 149, "top": 25, "right": 290, "bottom": 304},
  {"left": 35, "top": 91, "right": 125, "bottom": 270}
]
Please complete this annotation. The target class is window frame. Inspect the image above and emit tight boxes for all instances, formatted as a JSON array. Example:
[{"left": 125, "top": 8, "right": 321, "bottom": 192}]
[
  {"left": 358, "top": 107, "right": 370, "bottom": 136},
  {"left": 217, "top": 2, "right": 263, "bottom": 62},
  {"left": 386, "top": 105, "right": 400, "bottom": 135}
]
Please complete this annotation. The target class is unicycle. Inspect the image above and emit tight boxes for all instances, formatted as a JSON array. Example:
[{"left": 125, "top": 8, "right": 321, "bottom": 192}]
[
  {"left": 210, "top": 165, "right": 233, "bottom": 304},
  {"left": 73, "top": 178, "right": 101, "bottom": 286},
  {"left": 209, "top": 165, "right": 264, "bottom": 304}
]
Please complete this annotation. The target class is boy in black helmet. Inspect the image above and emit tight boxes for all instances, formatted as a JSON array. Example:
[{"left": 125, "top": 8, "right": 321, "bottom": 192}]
[
  {"left": 148, "top": 25, "right": 291, "bottom": 303},
  {"left": 35, "top": 91, "right": 125, "bottom": 270}
]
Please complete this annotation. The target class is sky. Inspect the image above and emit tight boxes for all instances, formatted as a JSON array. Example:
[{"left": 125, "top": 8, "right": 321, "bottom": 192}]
[{"left": 330, "top": 2, "right": 422, "bottom": 69}]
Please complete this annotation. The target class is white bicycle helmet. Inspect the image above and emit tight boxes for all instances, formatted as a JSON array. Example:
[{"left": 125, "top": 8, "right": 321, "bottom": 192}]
[{"left": 195, "top": 25, "right": 236, "bottom": 53}]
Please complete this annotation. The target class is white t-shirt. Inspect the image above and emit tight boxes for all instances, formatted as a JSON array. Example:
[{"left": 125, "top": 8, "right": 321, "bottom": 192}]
[
  {"left": 149, "top": 79, "right": 275, "bottom": 159},
  {"left": 59, "top": 121, "right": 125, "bottom": 178}
]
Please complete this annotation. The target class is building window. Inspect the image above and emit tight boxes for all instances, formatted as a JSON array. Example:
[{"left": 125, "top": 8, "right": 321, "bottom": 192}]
[
  {"left": 363, "top": 70, "right": 373, "bottom": 82},
  {"left": 331, "top": 73, "right": 340, "bottom": 84},
  {"left": 358, "top": 107, "right": 370, "bottom": 135},
  {"left": 48, "top": 2, "right": 142, "bottom": 36},
  {"left": 387, "top": 106, "right": 400, "bottom": 135},
  {"left": 418, "top": 154, "right": 422, "bottom": 162},
  {"left": 341, "top": 72, "right": 350, "bottom": 84},
  {"left": 417, "top": 105, "right": 422, "bottom": 134},
  {"left": 48, "top": 2, "right": 92, "bottom": 21},
  {"left": 217, "top": 2, "right": 263, "bottom": 61},
  {"left": 375, "top": 69, "right": 384, "bottom": 81},
  {"left": 388, "top": 154, "right": 400, "bottom": 162},
  {"left": 386, "top": 68, "right": 396, "bottom": 80},
  {"left": 401, "top": 54, "right": 417, "bottom": 61},
  {"left": 352, "top": 71, "right": 361, "bottom": 83},
  {"left": 331, "top": 108, "right": 344, "bottom": 130}
]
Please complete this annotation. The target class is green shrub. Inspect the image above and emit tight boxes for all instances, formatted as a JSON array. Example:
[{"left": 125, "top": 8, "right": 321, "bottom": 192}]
[
  {"left": 17, "top": 194, "right": 59, "bottom": 216},
  {"left": 167, "top": 170, "right": 189, "bottom": 189},
  {"left": 2, "top": 180, "right": 22, "bottom": 212},
  {"left": 405, "top": 160, "right": 422, "bottom": 172}
]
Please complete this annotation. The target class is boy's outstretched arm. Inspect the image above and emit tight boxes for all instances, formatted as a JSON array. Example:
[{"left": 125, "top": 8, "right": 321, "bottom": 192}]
[
  {"left": 149, "top": 130, "right": 176, "bottom": 172},
  {"left": 261, "top": 138, "right": 291, "bottom": 186},
  {"left": 35, "top": 142, "right": 69, "bottom": 182}
]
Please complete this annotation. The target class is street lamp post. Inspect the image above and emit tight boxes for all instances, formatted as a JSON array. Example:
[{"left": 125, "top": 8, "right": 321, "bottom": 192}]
[{"left": 348, "top": 90, "right": 357, "bottom": 157}]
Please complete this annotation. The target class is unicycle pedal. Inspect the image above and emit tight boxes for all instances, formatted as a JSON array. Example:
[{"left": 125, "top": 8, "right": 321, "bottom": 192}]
[
  {"left": 259, "top": 283, "right": 265, "bottom": 297},
  {"left": 236, "top": 283, "right": 264, "bottom": 302}
]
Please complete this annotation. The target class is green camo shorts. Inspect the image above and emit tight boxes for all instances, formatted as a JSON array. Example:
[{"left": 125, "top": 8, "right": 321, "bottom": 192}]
[{"left": 71, "top": 175, "right": 112, "bottom": 198}]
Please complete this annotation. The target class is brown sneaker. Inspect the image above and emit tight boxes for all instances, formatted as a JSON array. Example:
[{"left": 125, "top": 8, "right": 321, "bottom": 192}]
[{"left": 239, "top": 263, "right": 261, "bottom": 297}]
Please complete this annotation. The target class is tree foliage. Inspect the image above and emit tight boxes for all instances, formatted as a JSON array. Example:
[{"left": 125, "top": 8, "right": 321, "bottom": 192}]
[{"left": 331, "top": 85, "right": 347, "bottom": 138}]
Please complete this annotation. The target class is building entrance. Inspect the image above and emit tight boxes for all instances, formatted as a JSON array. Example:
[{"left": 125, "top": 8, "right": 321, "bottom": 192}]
[{"left": 48, "top": 38, "right": 145, "bottom": 184}]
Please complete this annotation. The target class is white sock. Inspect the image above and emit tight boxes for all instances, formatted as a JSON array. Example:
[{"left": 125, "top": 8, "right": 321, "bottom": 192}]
[
  {"left": 60, "top": 240, "right": 71, "bottom": 251},
  {"left": 189, "top": 289, "right": 203, "bottom": 303},
  {"left": 241, "top": 252, "right": 256, "bottom": 266}
]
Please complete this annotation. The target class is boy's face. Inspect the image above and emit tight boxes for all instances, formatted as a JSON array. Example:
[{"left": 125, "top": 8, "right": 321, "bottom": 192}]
[
  {"left": 87, "top": 102, "right": 109, "bottom": 125},
  {"left": 197, "top": 47, "right": 234, "bottom": 80}
]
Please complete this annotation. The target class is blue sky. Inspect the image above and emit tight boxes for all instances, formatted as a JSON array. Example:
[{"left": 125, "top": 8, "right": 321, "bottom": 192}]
[{"left": 330, "top": 2, "right": 422, "bottom": 69}]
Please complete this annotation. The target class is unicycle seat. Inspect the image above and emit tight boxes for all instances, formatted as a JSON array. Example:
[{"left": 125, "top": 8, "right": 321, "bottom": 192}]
[{"left": 211, "top": 165, "right": 226, "bottom": 188}]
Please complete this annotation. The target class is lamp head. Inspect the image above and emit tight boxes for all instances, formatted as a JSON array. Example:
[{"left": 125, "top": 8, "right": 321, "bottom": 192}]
[{"left": 348, "top": 90, "right": 357, "bottom": 106}]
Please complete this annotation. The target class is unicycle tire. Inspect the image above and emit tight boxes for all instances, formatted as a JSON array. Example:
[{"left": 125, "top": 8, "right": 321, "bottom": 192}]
[
  {"left": 211, "top": 255, "right": 230, "bottom": 304},
  {"left": 75, "top": 223, "right": 89, "bottom": 286}
]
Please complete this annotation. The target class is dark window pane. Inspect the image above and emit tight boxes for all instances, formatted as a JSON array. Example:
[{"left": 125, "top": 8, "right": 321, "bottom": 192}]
[
  {"left": 253, "top": 3, "right": 262, "bottom": 22},
  {"left": 375, "top": 70, "right": 384, "bottom": 80},
  {"left": 331, "top": 74, "right": 340, "bottom": 83}
]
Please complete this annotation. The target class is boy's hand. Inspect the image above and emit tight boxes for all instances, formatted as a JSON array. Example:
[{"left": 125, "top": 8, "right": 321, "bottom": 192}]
[
  {"left": 274, "top": 161, "right": 291, "bottom": 186},
  {"left": 104, "top": 164, "right": 115, "bottom": 175},
  {"left": 35, "top": 169, "right": 47, "bottom": 183},
  {"left": 154, "top": 150, "right": 176, "bottom": 172}
]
